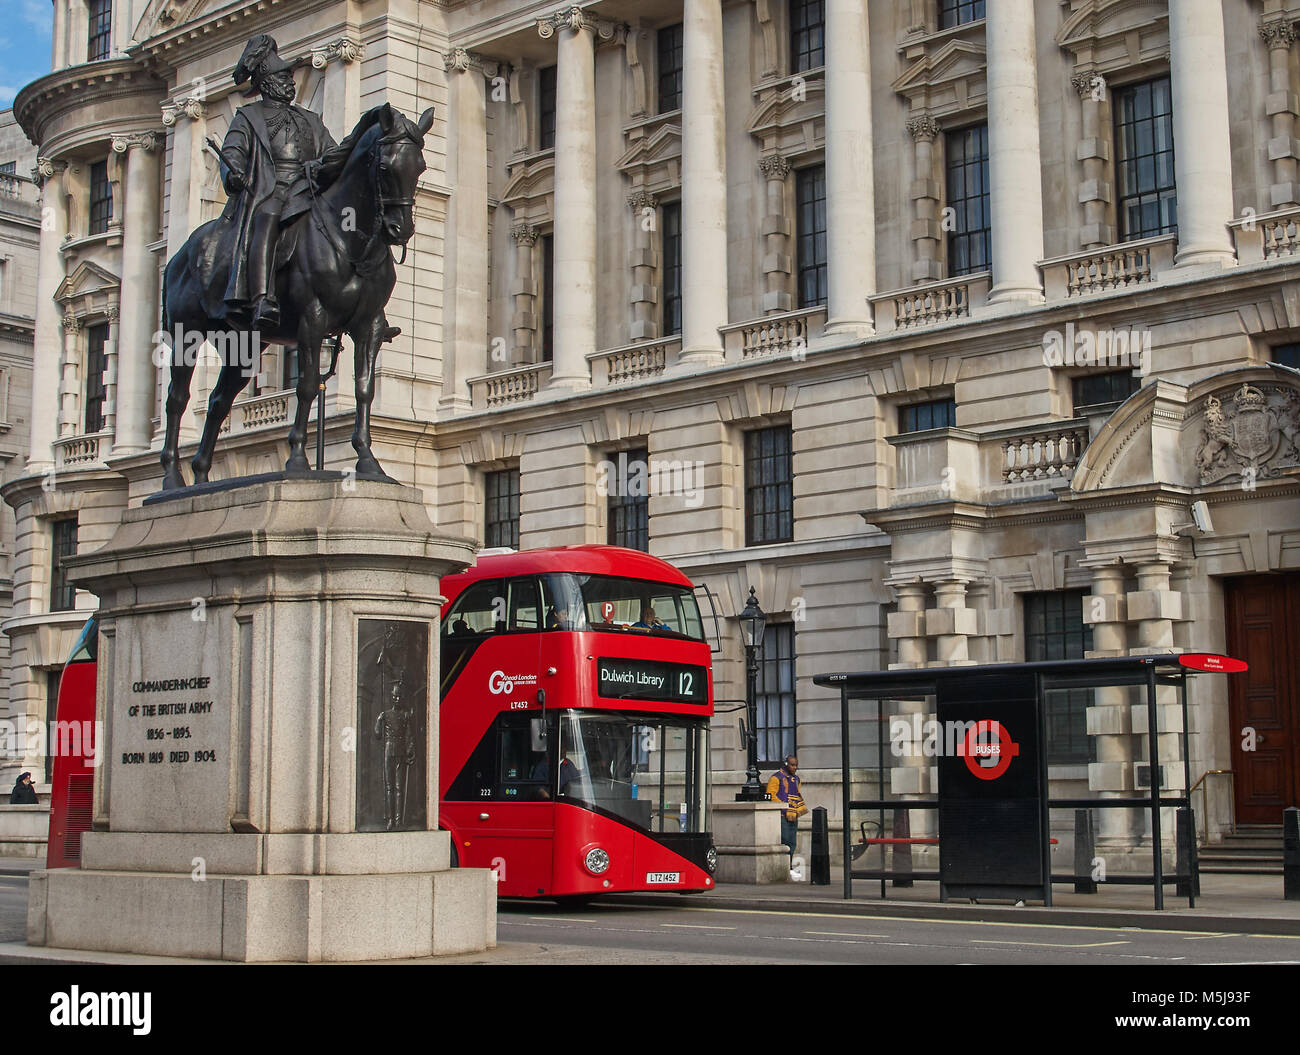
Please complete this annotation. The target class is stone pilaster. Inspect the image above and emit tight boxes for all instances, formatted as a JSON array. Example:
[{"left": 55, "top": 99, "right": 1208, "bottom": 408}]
[
  {"left": 926, "top": 580, "right": 976, "bottom": 665},
  {"left": 29, "top": 158, "right": 68, "bottom": 474},
  {"left": 1071, "top": 69, "right": 1112, "bottom": 250},
  {"left": 823, "top": 0, "right": 875, "bottom": 336},
  {"left": 758, "top": 155, "right": 791, "bottom": 314},
  {"left": 1169, "top": 0, "right": 1237, "bottom": 268},
  {"left": 1260, "top": 18, "right": 1300, "bottom": 208},
  {"left": 102, "top": 307, "right": 120, "bottom": 440},
  {"left": 906, "top": 114, "right": 942, "bottom": 283},
  {"left": 510, "top": 224, "right": 539, "bottom": 362},
  {"left": 888, "top": 580, "right": 933, "bottom": 835},
  {"left": 110, "top": 131, "right": 162, "bottom": 455},
  {"left": 1083, "top": 562, "right": 1136, "bottom": 845},
  {"left": 312, "top": 37, "right": 364, "bottom": 138},
  {"left": 986, "top": 0, "right": 1045, "bottom": 303},
  {"left": 680, "top": 0, "right": 728, "bottom": 363},
  {"left": 627, "top": 191, "right": 659, "bottom": 340},
  {"left": 59, "top": 312, "right": 81, "bottom": 440}
]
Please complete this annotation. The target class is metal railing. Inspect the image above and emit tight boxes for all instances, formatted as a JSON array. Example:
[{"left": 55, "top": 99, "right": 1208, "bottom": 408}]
[{"left": 1189, "top": 769, "right": 1235, "bottom": 846}]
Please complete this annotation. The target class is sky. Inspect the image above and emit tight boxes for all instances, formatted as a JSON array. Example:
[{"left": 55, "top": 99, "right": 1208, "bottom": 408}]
[{"left": 1, "top": 0, "right": 55, "bottom": 111}]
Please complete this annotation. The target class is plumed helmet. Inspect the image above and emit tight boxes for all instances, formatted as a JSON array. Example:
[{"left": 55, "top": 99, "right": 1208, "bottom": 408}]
[{"left": 232, "top": 34, "right": 295, "bottom": 87}]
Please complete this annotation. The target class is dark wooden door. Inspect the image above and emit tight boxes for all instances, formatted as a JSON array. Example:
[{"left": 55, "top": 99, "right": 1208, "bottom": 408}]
[{"left": 1224, "top": 575, "right": 1300, "bottom": 824}]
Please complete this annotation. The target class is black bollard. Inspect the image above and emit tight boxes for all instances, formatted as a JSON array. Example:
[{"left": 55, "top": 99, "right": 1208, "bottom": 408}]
[
  {"left": 1175, "top": 806, "right": 1199, "bottom": 900},
  {"left": 892, "top": 806, "right": 913, "bottom": 888},
  {"left": 810, "top": 806, "right": 830, "bottom": 885},
  {"left": 1285, "top": 807, "right": 1300, "bottom": 902},
  {"left": 1074, "top": 809, "right": 1097, "bottom": 894}
]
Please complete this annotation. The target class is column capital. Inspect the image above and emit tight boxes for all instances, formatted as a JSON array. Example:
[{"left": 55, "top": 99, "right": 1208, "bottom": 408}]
[
  {"left": 311, "top": 36, "right": 364, "bottom": 69},
  {"left": 33, "top": 156, "right": 66, "bottom": 187},
  {"left": 62, "top": 312, "right": 81, "bottom": 334},
  {"left": 1070, "top": 68, "right": 1101, "bottom": 98},
  {"left": 537, "top": 6, "right": 622, "bottom": 42},
  {"left": 1259, "top": 18, "right": 1298, "bottom": 50},
  {"left": 626, "top": 190, "right": 658, "bottom": 211},
  {"left": 161, "top": 97, "right": 205, "bottom": 125},
  {"left": 110, "top": 131, "right": 161, "bottom": 155},
  {"left": 906, "top": 113, "right": 939, "bottom": 141},
  {"left": 106, "top": 306, "right": 120, "bottom": 324},
  {"left": 511, "top": 222, "right": 539, "bottom": 246},
  {"left": 758, "top": 153, "right": 790, "bottom": 180},
  {"left": 444, "top": 47, "right": 501, "bottom": 76}
]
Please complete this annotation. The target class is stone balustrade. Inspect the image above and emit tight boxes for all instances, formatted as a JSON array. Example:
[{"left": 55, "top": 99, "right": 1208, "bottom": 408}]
[
  {"left": 588, "top": 338, "right": 678, "bottom": 386},
  {"left": 996, "top": 422, "right": 1089, "bottom": 483},
  {"left": 1230, "top": 206, "right": 1300, "bottom": 263},
  {"left": 53, "top": 432, "right": 107, "bottom": 468},
  {"left": 238, "top": 391, "right": 293, "bottom": 431},
  {"left": 871, "top": 273, "right": 991, "bottom": 333},
  {"left": 721, "top": 306, "right": 825, "bottom": 361},
  {"left": 469, "top": 362, "right": 552, "bottom": 410},
  {"left": 1040, "top": 235, "right": 1176, "bottom": 299}
]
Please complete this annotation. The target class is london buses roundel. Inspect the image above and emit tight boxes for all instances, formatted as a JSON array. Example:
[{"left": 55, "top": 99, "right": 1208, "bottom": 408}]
[{"left": 963, "top": 721, "right": 1020, "bottom": 781}]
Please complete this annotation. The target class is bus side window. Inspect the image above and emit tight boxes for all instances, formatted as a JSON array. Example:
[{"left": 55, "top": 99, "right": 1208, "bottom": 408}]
[
  {"left": 497, "top": 713, "right": 550, "bottom": 801},
  {"left": 443, "top": 579, "right": 504, "bottom": 637},
  {"left": 508, "top": 578, "right": 541, "bottom": 632}
]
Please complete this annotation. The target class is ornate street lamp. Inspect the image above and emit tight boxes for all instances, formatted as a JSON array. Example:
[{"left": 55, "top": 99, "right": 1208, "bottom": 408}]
[{"left": 735, "top": 586, "right": 767, "bottom": 802}]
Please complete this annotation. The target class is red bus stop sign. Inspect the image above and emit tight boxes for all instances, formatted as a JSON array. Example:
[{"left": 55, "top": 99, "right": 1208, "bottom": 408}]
[{"left": 1178, "top": 653, "right": 1248, "bottom": 674}]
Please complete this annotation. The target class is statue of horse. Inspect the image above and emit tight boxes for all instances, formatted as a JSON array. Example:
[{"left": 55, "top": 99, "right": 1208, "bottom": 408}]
[{"left": 158, "top": 103, "right": 435, "bottom": 491}]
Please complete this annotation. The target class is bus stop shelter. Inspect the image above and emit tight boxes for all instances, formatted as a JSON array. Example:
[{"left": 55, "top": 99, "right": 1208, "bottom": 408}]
[{"left": 814, "top": 653, "right": 1246, "bottom": 910}]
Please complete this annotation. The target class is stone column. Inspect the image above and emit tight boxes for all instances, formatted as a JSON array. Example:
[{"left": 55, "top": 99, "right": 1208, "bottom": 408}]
[
  {"left": 442, "top": 48, "right": 490, "bottom": 411},
  {"left": 1260, "top": 18, "right": 1300, "bottom": 209},
  {"left": 52, "top": 0, "right": 67, "bottom": 69},
  {"left": 160, "top": 97, "right": 207, "bottom": 444},
  {"left": 680, "top": 0, "right": 728, "bottom": 363},
  {"left": 927, "top": 580, "right": 975, "bottom": 665},
  {"left": 510, "top": 223, "right": 539, "bottom": 361},
  {"left": 1071, "top": 69, "right": 1112, "bottom": 249},
  {"left": 312, "top": 38, "right": 364, "bottom": 140},
  {"left": 1084, "top": 562, "right": 1136, "bottom": 846},
  {"left": 1168, "top": 0, "right": 1236, "bottom": 268},
  {"left": 888, "top": 580, "right": 933, "bottom": 837},
  {"left": 539, "top": 8, "right": 600, "bottom": 389},
  {"left": 906, "top": 114, "right": 942, "bottom": 283},
  {"left": 29, "top": 158, "right": 68, "bottom": 475},
  {"left": 102, "top": 307, "right": 120, "bottom": 439},
  {"left": 59, "top": 312, "right": 81, "bottom": 439},
  {"left": 627, "top": 191, "right": 659, "bottom": 340},
  {"left": 985, "top": 0, "right": 1045, "bottom": 304},
  {"left": 111, "top": 131, "right": 162, "bottom": 455},
  {"left": 758, "top": 156, "right": 791, "bottom": 314},
  {"left": 823, "top": 0, "right": 875, "bottom": 335}
]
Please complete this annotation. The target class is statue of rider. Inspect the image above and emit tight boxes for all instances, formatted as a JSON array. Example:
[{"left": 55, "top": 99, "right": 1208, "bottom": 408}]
[{"left": 217, "top": 34, "right": 342, "bottom": 329}]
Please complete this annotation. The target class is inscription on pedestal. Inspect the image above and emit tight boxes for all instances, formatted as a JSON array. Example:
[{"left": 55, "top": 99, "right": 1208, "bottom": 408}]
[
  {"left": 109, "top": 613, "right": 232, "bottom": 832},
  {"left": 356, "top": 620, "right": 429, "bottom": 832}
]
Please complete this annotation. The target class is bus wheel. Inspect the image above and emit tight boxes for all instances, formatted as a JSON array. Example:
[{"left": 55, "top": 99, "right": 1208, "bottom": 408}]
[{"left": 552, "top": 894, "right": 595, "bottom": 909}]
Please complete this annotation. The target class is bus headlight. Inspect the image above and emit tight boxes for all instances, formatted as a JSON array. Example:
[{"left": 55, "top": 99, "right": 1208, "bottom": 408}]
[
  {"left": 705, "top": 845, "right": 717, "bottom": 874},
  {"left": 584, "top": 847, "right": 610, "bottom": 875}
]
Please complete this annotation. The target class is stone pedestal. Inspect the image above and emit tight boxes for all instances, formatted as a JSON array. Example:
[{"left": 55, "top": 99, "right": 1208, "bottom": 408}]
[
  {"left": 26, "top": 477, "right": 497, "bottom": 961},
  {"left": 713, "top": 801, "right": 789, "bottom": 884}
]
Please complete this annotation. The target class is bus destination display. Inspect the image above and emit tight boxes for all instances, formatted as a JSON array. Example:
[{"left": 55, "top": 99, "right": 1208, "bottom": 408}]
[{"left": 596, "top": 657, "right": 708, "bottom": 704}]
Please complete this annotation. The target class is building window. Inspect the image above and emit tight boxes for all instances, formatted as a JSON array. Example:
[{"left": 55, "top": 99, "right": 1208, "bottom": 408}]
[
  {"left": 1114, "top": 77, "right": 1177, "bottom": 242},
  {"left": 538, "top": 66, "right": 557, "bottom": 151},
  {"left": 938, "top": 0, "right": 985, "bottom": 29},
  {"left": 83, "top": 323, "right": 108, "bottom": 434},
  {"left": 87, "top": 0, "right": 112, "bottom": 62},
  {"left": 51, "top": 518, "right": 78, "bottom": 613},
  {"left": 661, "top": 201, "right": 682, "bottom": 336},
  {"left": 756, "top": 623, "right": 797, "bottom": 765},
  {"left": 89, "top": 160, "right": 113, "bottom": 236},
  {"left": 607, "top": 448, "right": 650, "bottom": 552},
  {"left": 789, "top": 0, "right": 825, "bottom": 73},
  {"left": 1024, "top": 591, "right": 1095, "bottom": 766},
  {"left": 541, "top": 234, "right": 554, "bottom": 363},
  {"left": 282, "top": 346, "right": 301, "bottom": 390},
  {"left": 899, "top": 398, "right": 957, "bottom": 433},
  {"left": 484, "top": 469, "right": 520, "bottom": 549},
  {"left": 945, "top": 125, "right": 990, "bottom": 276},
  {"left": 0, "top": 162, "right": 15, "bottom": 175},
  {"left": 1072, "top": 371, "right": 1140, "bottom": 412},
  {"left": 745, "top": 426, "right": 794, "bottom": 546},
  {"left": 795, "top": 165, "right": 828, "bottom": 308},
  {"left": 657, "top": 23, "right": 683, "bottom": 113},
  {"left": 1271, "top": 344, "right": 1300, "bottom": 371}
]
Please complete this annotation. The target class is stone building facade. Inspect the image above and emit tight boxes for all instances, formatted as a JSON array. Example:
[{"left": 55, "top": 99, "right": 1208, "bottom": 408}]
[{"left": 6, "top": 0, "right": 1300, "bottom": 865}]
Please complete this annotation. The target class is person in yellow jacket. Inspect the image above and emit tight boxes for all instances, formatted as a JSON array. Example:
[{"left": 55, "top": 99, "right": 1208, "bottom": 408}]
[{"left": 766, "top": 755, "right": 807, "bottom": 860}]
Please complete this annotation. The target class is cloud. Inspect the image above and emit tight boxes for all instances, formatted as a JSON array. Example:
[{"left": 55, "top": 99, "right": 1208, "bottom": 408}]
[{"left": 20, "top": 0, "right": 48, "bottom": 32}]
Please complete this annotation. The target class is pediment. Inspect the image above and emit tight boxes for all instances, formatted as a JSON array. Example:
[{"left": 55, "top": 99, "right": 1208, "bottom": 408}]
[
  {"left": 616, "top": 124, "right": 682, "bottom": 172},
  {"left": 746, "top": 78, "right": 825, "bottom": 140},
  {"left": 892, "top": 39, "right": 987, "bottom": 98},
  {"left": 1072, "top": 367, "right": 1300, "bottom": 492},
  {"left": 54, "top": 261, "right": 120, "bottom": 304},
  {"left": 501, "top": 156, "right": 555, "bottom": 217},
  {"left": 1055, "top": 0, "right": 1168, "bottom": 66}
]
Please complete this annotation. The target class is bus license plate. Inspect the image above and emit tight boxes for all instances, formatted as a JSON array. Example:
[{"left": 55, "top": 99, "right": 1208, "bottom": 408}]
[{"left": 645, "top": 872, "right": 680, "bottom": 884}]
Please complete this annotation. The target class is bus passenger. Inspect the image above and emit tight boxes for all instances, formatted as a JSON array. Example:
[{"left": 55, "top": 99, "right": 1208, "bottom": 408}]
[{"left": 632, "top": 604, "right": 664, "bottom": 631}]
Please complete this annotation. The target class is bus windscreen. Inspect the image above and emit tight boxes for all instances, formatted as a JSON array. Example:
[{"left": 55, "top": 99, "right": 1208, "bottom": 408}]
[{"left": 542, "top": 573, "right": 705, "bottom": 641}]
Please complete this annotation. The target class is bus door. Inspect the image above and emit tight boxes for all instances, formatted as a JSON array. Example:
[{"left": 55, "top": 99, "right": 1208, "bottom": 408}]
[{"left": 462, "top": 577, "right": 554, "bottom": 895}]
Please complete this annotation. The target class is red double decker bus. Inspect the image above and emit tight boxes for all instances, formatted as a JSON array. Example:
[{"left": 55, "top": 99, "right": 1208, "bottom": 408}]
[{"left": 439, "top": 545, "right": 717, "bottom": 899}]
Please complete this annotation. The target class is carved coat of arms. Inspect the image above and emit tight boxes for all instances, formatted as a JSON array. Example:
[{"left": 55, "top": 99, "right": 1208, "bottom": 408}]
[{"left": 1197, "top": 383, "right": 1300, "bottom": 483}]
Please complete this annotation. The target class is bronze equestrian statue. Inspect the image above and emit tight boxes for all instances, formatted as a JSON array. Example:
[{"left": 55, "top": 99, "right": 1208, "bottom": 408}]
[{"left": 159, "top": 33, "right": 434, "bottom": 490}]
